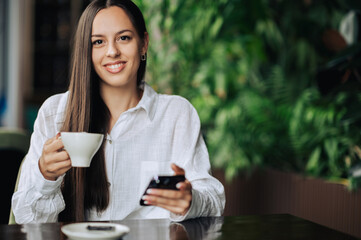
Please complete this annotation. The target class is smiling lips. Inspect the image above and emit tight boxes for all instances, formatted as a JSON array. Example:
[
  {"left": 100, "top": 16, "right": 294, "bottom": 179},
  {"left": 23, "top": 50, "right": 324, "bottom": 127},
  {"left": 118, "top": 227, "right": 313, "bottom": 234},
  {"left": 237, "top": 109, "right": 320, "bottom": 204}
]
[{"left": 104, "top": 61, "right": 126, "bottom": 73}]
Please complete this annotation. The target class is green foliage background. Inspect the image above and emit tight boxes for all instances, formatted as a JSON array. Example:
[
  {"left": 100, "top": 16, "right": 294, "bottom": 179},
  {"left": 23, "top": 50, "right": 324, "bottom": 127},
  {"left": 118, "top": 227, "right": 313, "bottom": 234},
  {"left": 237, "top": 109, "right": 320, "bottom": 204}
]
[{"left": 134, "top": 0, "right": 361, "bottom": 189}]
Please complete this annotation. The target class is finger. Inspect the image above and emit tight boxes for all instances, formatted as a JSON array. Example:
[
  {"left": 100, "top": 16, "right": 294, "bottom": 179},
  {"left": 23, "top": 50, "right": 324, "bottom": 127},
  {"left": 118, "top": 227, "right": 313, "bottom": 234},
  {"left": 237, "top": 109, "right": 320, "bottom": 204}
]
[
  {"left": 42, "top": 150, "right": 69, "bottom": 166},
  {"left": 56, "top": 132, "right": 61, "bottom": 139},
  {"left": 44, "top": 135, "right": 58, "bottom": 147},
  {"left": 171, "top": 163, "right": 185, "bottom": 175},
  {"left": 176, "top": 180, "right": 192, "bottom": 192},
  {"left": 142, "top": 194, "right": 190, "bottom": 209},
  {"left": 152, "top": 202, "right": 188, "bottom": 215},
  {"left": 57, "top": 161, "right": 72, "bottom": 173},
  {"left": 44, "top": 138, "right": 64, "bottom": 154},
  {"left": 51, "top": 150, "right": 70, "bottom": 163},
  {"left": 51, "top": 138, "right": 65, "bottom": 152},
  {"left": 46, "top": 159, "right": 72, "bottom": 173},
  {"left": 146, "top": 189, "right": 192, "bottom": 205},
  {"left": 146, "top": 188, "right": 184, "bottom": 199}
]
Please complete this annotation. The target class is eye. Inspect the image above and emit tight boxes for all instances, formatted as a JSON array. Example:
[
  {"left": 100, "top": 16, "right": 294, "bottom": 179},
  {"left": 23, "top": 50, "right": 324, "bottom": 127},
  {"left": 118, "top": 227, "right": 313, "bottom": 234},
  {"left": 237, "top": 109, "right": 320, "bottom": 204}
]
[
  {"left": 92, "top": 39, "right": 103, "bottom": 45},
  {"left": 118, "top": 35, "right": 131, "bottom": 41}
]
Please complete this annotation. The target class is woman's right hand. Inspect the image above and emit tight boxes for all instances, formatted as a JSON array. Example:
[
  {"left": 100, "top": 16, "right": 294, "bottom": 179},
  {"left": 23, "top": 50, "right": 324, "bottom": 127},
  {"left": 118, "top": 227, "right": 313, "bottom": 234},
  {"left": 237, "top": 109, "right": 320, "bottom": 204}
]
[{"left": 39, "top": 133, "right": 72, "bottom": 181}]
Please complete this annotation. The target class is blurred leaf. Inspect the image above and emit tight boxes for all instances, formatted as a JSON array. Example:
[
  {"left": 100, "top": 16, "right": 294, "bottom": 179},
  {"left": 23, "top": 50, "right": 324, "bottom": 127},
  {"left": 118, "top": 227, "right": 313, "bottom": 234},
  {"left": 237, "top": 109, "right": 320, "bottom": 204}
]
[{"left": 306, "top": 147, "right": 322, "bottom": 175}]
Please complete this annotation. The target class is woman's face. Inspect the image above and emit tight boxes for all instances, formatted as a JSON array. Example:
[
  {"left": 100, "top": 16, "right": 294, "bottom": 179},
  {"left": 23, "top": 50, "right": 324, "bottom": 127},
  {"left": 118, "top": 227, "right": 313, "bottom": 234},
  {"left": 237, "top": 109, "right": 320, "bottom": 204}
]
[{"left": 91, "top": 6, "right": 148, "bottom": 90}]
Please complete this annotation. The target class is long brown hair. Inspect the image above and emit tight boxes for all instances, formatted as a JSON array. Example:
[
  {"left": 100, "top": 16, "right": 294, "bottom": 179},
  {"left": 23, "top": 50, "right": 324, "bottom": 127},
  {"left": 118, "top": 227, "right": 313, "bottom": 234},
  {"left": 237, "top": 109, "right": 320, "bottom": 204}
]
[{"left": 59, "top": 0, "right": 148, "bottom": 222}]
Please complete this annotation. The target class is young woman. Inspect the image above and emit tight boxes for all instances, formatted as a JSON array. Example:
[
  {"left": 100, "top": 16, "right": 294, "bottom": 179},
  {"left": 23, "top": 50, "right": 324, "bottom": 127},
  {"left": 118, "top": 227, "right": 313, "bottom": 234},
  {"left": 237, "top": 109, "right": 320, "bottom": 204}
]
[{"left": 12, "top": 0, "right": 225, "bottom": 223}]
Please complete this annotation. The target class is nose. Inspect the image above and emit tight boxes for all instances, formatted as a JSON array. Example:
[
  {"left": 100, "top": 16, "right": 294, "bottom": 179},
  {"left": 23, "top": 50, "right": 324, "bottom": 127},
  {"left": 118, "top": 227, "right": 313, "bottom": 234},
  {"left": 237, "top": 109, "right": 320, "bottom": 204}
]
[{"left": 106, "top": 42, "right": 120, "bottom": 58}]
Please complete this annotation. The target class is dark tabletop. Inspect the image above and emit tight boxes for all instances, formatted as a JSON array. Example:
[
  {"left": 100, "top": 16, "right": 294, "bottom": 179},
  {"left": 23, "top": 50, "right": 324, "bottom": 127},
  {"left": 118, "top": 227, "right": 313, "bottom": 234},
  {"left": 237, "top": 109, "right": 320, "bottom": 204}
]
[{"left": 1, "top": 214, "right": 359, "bottom": 240}]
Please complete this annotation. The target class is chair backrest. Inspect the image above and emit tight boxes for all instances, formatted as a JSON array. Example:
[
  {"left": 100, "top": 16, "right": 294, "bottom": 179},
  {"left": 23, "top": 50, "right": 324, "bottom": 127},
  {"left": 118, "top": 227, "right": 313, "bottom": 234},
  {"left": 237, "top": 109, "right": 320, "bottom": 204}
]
[
  {"left": 0, "top": 128, "right": 30, "bottom": 224},
  {"left": 0, "top": 128, "right": 30, "bottom": 153}
]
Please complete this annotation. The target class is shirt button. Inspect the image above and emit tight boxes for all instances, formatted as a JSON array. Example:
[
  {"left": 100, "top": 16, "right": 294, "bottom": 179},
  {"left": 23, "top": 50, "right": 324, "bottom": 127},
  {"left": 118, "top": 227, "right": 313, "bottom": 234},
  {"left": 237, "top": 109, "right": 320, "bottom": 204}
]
[{"left": 108, "top": 139, "right": 112, "bottom": 144}]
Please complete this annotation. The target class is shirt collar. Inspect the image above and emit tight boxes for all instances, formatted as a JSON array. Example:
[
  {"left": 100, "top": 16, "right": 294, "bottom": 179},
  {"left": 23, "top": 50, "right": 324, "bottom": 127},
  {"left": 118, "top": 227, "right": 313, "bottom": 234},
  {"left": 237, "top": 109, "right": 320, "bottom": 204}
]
[{"left": 135, "top": 83, "right": 158, "bottom": 121}]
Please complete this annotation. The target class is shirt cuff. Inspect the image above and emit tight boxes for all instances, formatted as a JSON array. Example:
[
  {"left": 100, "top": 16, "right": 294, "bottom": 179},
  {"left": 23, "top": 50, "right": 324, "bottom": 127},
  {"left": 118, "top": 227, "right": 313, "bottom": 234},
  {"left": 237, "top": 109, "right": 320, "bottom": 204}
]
[
  {"left": 169, "top": 188, "right": 201, "bottom": 222},
  {"left": 34, "top": 162, "right": 64, "bottom": 195}
]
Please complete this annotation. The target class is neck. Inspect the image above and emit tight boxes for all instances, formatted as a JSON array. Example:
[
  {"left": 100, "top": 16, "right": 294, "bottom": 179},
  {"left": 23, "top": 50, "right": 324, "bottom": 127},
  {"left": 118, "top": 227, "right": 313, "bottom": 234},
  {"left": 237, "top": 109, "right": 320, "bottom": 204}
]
[{"left": 100, "top": 83, "right": 142, "bottom": 131}]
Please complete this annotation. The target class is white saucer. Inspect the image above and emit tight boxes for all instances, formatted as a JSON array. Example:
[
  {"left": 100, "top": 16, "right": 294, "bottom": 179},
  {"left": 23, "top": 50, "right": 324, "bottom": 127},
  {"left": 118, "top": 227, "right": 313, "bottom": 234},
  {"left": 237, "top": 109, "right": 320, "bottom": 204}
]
[{"left": 61, "top": 222, "right": 130, "bottom": 240}]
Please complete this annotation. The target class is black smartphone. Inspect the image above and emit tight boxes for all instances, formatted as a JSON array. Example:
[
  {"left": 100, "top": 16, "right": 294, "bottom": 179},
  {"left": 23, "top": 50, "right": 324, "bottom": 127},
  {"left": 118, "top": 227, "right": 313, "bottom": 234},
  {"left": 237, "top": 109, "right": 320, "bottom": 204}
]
[{"left": 140, "top": 175, "right": 186, "bottom": 206}]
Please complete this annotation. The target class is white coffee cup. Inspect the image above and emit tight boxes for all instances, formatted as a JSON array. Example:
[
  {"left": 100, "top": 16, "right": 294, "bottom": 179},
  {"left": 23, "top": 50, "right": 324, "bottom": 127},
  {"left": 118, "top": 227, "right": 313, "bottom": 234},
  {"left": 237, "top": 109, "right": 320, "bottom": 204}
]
[{"left": 60, "top": 132, "right": 104, "bottom": 167}]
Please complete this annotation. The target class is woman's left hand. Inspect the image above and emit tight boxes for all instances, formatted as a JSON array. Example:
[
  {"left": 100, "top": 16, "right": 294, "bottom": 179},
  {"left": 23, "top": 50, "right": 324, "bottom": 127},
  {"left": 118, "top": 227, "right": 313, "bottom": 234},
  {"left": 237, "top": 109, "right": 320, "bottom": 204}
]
[{"left": 142, "top": 163, "right": 192, "bottom": 215}]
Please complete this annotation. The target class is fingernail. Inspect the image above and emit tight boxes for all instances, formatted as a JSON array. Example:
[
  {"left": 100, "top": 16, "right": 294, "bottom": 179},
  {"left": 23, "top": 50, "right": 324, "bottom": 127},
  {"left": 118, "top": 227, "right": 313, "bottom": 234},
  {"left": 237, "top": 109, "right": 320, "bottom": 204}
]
[
  {"left": 142, "top": 196, "right": 147, "bottom": 200},
  {"left": 144, "top": 201, "right": 149, "bottom": 205},
  {"left": 146, "top": 189, "right": 152, "bottom": 194},
  {"left": 176, "top": 183, "right": 181, "bottom": 189}
]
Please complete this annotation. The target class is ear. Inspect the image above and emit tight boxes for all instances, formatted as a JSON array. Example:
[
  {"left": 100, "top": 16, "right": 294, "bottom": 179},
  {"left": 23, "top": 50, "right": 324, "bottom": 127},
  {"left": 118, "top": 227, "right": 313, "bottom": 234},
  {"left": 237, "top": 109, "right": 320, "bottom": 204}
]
[{"left": 141, "top": 32, "right": 149, "bottom": 55}]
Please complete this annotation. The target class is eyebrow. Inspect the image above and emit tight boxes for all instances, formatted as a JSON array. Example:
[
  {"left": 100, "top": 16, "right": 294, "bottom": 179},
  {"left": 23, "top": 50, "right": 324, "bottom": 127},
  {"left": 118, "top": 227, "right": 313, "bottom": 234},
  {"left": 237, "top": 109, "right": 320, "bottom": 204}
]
[{"left": 91, "top": 29, "right": 134, "bottom": 38}]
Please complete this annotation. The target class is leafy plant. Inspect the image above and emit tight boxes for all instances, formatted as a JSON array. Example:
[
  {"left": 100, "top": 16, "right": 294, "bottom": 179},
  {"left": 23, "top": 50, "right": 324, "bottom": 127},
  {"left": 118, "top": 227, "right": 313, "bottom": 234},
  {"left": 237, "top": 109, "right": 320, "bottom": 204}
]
[{"left": 134, "top": 0, "right": 361, "bottom": 189}]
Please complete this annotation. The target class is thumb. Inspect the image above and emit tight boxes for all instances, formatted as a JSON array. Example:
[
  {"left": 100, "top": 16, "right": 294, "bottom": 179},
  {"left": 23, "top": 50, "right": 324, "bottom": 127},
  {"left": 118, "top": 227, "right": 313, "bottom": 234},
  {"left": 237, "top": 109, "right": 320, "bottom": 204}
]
[{"left": 171, "top": 163, "right": 185, "bottom": 175}]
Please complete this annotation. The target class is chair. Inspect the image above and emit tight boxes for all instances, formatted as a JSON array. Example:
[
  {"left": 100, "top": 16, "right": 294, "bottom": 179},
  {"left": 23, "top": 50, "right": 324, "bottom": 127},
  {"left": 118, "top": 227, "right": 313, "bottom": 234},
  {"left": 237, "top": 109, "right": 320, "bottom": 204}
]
[
  {"left": 0, "top": 128, "right": 30, "bottom": 224},
  {"left": 8, "top": 158, "right": 24, "bottom": 224}
]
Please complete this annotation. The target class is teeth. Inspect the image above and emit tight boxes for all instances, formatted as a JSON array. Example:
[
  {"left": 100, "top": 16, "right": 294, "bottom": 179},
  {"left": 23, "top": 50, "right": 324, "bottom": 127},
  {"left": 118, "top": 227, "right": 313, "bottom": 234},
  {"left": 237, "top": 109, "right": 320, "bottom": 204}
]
[{"left": 107, "top": 63, "right": 123, "bottom": 69}]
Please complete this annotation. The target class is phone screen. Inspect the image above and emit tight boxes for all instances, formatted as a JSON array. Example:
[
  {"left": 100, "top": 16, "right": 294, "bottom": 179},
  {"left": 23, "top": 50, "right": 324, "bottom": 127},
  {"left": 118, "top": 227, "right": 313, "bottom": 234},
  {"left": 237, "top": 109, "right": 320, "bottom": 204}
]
[{"left": 140, "top": 175, "right": 185, "bottom": 206}]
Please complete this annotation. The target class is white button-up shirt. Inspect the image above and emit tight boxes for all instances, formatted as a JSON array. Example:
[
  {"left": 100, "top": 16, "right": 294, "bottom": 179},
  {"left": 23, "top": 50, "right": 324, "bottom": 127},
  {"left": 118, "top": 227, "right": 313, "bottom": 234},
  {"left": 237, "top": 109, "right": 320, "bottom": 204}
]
[{"left": 12, "top": 83, "right": 225, "bottom": 224}]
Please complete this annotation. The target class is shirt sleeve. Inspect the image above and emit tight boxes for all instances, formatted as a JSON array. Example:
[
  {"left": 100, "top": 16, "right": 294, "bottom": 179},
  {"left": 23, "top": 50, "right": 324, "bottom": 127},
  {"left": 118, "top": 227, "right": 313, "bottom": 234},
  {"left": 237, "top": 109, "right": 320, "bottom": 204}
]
[
  {"left": 11, "top": 99, "right": 66, "bottom": 224},
  {"left": 169, "top": 101, "right": 225, "bottom": 222}
]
